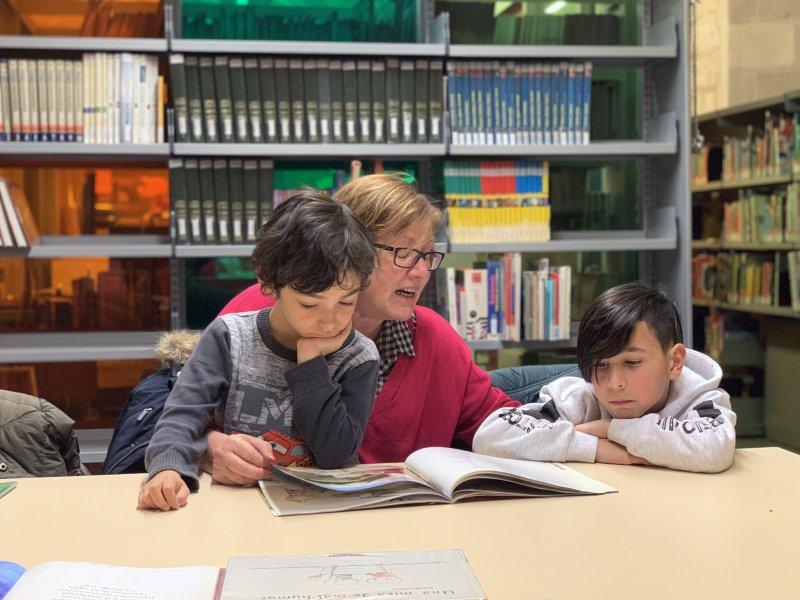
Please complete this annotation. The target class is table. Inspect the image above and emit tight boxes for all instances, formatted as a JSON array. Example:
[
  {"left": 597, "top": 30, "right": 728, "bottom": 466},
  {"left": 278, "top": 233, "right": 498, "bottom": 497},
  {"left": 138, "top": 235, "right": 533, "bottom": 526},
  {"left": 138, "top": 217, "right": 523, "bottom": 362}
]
[{"left": 3, "top": 447, "right": 799, "bottom": 599}]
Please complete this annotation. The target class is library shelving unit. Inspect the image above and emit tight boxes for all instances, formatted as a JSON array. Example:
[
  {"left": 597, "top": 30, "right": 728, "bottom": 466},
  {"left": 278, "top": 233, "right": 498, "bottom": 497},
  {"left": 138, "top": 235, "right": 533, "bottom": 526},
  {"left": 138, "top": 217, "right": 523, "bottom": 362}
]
[
  {"left": 0, "top": 0, "right": 692, "bottom": 461},
  {"left": 690, "top": 89, "right": 800, "bottom": 447}
]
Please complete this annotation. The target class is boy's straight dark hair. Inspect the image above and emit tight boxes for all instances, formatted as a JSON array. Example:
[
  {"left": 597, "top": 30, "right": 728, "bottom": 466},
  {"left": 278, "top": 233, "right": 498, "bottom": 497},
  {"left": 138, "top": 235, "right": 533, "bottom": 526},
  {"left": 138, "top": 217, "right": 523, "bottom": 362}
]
[
  {"left": 252, "top": 189, "right": 374, "bottom": 295},
  {"left": 577, "top": 283, "right": 683, "bottom": 381}
]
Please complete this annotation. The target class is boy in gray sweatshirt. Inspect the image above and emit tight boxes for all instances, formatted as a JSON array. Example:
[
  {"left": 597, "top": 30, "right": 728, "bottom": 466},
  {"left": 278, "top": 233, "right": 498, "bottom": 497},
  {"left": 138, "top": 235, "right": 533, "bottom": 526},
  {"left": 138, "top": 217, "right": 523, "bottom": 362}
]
[
  {"left": 139, "top": 191, "right": 379, "bottom": 511},
  {"left": 474, "top": 283, "right": 736, "bottom": 473}
]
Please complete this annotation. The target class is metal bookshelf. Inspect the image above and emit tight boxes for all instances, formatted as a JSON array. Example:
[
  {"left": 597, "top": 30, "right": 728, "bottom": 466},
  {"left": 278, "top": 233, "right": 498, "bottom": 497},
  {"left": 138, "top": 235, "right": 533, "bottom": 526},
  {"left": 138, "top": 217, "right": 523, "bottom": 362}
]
[
  {"left": 0, "top": 1, "right": 692, "bottom": 459},
  {"left": 172, "top": 143, "right": 447, "bottom": 159},
  {"left": 0, "top": 331, "right": 165, "bottom": 364},
  {"left": 691, "top": 174, "right": 793, "bottom": 193},
  {"left": 0, "top": 143, "right": 171, "bottom": 159},
  {"left": 692, "top": 299, "right": 800, "bottom": 320},
  {"left": 27, "top": 235, "right": 172, "bottom": 258},
  {"left": 0, "top": 35, "right": 168, "bottom": 52}
]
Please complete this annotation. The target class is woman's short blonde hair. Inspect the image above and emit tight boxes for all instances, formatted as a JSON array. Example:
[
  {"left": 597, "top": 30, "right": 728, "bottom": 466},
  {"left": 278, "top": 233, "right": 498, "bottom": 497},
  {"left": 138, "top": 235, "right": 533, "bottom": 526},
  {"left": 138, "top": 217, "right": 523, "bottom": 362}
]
[{"left": 332, "top": 173, "right": 443, "bottom": 240}]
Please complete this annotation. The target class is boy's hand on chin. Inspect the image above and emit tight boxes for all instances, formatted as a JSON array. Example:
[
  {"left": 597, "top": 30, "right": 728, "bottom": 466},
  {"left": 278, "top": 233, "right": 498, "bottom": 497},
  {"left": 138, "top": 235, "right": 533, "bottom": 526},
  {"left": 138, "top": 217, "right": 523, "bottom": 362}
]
[
  {"left": 595, "top": 439, "right": 651, "bottom": 466},
  {"left": 575, "top": 419, "right": 612, "bottom": 439},
  {"left": 296, "top": 324, "right": 353, "bottom": 363}
]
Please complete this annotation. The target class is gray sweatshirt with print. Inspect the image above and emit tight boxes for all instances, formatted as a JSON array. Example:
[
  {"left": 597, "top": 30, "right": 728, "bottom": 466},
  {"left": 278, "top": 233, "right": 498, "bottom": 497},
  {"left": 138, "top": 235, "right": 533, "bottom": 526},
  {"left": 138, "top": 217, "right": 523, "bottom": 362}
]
[{"left": 145, "top": 309, "right": 379, "bottom": 490}]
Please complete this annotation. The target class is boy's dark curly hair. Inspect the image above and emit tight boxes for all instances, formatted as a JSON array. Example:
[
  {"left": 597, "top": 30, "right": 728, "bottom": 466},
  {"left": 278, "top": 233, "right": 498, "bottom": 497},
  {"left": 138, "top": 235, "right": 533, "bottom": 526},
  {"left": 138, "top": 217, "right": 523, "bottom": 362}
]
[{"left": 252, "top": 189, "right": 375, "bottom": 295}]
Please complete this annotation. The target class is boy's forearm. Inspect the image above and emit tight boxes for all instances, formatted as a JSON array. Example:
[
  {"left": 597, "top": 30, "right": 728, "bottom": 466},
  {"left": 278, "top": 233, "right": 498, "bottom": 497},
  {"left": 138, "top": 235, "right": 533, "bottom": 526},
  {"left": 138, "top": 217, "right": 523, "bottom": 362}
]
[{"left": 286, "top": 357, "right": 378, "bottom": 468}]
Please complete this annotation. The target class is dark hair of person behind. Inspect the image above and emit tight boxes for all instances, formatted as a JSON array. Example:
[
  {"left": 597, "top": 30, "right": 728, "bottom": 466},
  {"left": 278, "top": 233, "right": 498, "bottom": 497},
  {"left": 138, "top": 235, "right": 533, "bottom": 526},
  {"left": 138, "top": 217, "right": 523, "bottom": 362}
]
[
  {"left": 252, "top": 189, "right": 375, "bottom": 295},
  {"left": 577, "top": 283, "right": 683, "bottom": 381}
]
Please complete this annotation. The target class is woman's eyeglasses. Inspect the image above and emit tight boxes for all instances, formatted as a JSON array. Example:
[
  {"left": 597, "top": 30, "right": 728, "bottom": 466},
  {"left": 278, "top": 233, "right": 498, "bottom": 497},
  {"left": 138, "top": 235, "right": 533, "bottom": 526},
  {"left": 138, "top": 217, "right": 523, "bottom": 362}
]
[{"left": 374, "top": 243, "right": 446, "bottom": 271}]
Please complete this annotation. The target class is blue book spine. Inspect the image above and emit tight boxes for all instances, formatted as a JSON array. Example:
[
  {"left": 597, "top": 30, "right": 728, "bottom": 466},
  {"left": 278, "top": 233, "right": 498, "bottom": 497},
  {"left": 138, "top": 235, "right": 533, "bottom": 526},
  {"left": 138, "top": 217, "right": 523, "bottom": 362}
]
[
  {"left": 529, "top": 63, "right": 538, "bottom": 145},
  {"left": 505, "top": 62, "right": 514, "bottom": 146},
  {"left": 461, "top": 62, "right": 472, "bottom": 146},
  {"left": 574, "top": 62, "right": 583, "bottom": 146},
  {"left": 492, "top": 60, "right": 501, "bottom": 146},
  {"left": 545, "top": 275, "right": 553, "bottom": 341},
  {"left": 520, "top": 63, "right": 529, "bottom": 145},
  {"left": 558, "top": 62, "right": 568, "bottom": 145},
  {"left": 487, "top": 261, "right": 500, "bottom": 338},
  {"left": 567, "top": 63, "right": 576, "bottom": 145},
  {"left": 542, "top": 64, "right": 551, "bottom": 145},
  {"left": 512, "top": 62, "right": 521, "bottom": 146},
  {"left": 474, "top": 62, "right": 484, "bottom": 146},
  {"left": 483, "top": 62, "right": 494, "bottom": 145},
  {"left": 582, "top": 61, "right": 592, "bottom": 144}
]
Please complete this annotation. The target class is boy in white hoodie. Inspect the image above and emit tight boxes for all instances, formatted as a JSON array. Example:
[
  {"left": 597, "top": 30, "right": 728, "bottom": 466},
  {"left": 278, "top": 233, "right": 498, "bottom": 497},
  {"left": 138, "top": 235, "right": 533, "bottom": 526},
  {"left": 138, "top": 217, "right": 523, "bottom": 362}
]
[{"left": 474, "top": 283, "right": 736, "bottom": 473}]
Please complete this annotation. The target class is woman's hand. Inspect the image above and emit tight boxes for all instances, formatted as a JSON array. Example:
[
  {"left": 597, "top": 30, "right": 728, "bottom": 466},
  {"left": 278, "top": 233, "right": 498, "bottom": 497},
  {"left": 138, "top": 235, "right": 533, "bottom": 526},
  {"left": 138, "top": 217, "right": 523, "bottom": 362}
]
[{"left": 202, "top": 430, "right": 276, "bottom": 486}]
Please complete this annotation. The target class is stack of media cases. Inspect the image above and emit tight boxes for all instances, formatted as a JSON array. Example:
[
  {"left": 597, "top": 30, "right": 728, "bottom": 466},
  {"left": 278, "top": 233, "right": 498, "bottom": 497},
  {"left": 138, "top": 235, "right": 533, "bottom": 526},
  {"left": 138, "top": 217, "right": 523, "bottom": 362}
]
[
  {"left": 169, "top": 158, "right": 274, "bottom": 245},
  {"left": 447, "top": 60, "right": 593, "bottom": 146},
  {"left": 169, "top": 55, "right": 444, "bottom": 144},
  {"left": 0, "top": 54, "right": 164, "bottom": 144}
]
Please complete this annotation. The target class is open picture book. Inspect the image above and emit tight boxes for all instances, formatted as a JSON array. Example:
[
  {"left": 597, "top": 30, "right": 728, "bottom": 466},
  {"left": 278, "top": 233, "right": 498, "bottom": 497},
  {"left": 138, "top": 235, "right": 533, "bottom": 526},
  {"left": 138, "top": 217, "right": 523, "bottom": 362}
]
[
  {"left": 5, "top": 550, "right": 485, "bottom": 600},
  {"left": 259, "top": 446, "right": 616, "bottom": 516}
]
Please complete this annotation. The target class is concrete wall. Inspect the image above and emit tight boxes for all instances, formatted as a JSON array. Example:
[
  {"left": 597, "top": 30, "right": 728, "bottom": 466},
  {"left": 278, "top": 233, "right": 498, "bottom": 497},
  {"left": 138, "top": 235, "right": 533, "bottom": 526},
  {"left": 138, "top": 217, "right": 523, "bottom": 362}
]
[{"left": 694, "top": 0, "right": 800, "bottom": 114}]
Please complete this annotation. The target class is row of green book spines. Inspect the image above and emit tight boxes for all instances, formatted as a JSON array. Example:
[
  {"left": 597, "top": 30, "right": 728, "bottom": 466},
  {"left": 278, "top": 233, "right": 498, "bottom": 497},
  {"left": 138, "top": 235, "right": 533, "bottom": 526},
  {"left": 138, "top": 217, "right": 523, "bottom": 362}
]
[
  {"left": 168, "top": 158, "right": 273, "bottom": 245},
  {"left": 501, "top": 14, "right": 621, "bottom": 46},
  {"left": 181, "top": 5, "right": 417, "bottom": 43},
  {"left": 447, "top": 61, "right": 592, "bottom": 146},
  {"left": 170, "top": 55, "right": 444, "bottom": 144}
]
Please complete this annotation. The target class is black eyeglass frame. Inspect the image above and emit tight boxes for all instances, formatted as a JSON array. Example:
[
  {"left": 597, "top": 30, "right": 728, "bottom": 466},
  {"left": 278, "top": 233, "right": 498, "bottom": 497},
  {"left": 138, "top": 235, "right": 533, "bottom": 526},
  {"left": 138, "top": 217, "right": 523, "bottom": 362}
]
[{"left": 373, "top": 243, "right": 446, "bottom": 271}]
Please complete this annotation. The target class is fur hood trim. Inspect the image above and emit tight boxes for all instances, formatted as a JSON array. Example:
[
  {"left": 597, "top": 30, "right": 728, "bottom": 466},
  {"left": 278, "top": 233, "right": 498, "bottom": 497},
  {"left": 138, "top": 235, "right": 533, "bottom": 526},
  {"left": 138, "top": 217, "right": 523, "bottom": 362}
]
[{"left": 154, "top": 331, "right": 201, "bottom": 367}]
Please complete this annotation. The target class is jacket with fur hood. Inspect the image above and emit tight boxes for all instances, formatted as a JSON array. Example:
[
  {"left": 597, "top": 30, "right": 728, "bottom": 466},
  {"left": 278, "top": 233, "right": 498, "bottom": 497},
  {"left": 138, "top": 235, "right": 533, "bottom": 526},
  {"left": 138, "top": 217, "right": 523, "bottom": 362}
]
[
  {"left": 100, "top": 330, "right": 200, "bottom": 474},
  {"left": 0, "top": 388, "right": 83, "bottom": 478},
  {"left": 473, "top": 349, "right": 736, "bottom": 473}
]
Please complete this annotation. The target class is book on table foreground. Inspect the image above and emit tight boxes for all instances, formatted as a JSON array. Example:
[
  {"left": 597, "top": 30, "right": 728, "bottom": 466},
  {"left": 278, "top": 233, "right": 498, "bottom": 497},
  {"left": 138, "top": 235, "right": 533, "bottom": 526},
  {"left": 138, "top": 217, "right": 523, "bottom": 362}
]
[
  {"left": 4, "top": 550, "right": 485, "bottom": 600},
  {"left": 259, "top": 446, "right": 616, "bottom": 516},
  {"left": 0, "top": 481, "right": 16, "bottom": 500}
]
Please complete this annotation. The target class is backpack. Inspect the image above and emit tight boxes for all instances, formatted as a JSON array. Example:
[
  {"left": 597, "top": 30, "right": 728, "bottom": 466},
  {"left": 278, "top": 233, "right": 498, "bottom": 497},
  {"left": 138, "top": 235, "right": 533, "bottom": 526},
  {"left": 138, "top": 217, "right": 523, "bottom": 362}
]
[
  {"left": 100, "top": 363, "right": 181, "bottom": 474},
  {"left": 100, "top": 330, "right": 200, "bottom": 475}
]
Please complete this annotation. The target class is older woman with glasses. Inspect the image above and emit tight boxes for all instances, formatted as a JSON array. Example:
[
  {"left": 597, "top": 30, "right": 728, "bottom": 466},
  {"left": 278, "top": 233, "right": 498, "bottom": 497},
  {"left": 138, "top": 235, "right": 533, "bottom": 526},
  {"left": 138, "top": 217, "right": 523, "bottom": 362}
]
[{"left": 202, "top": 173, "right": 578, "bottom": 485}]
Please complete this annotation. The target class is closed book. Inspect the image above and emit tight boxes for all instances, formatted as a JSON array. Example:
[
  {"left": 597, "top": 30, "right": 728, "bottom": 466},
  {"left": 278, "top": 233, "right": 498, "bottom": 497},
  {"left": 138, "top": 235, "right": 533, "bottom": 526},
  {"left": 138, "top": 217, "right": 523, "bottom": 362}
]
[
  {"left": 288, "top": 59, "right": 305, "bottom": 142},
  {"left": 184, "top": 158, "right": 203, "bottom": 242},
  {"left": 316, "top": 58, "right": 331, "bottom": 143},
  {"left": 73, "top": 61, "right": 83, "bottom": 142},
  {"left": 258, "top": 57, "right": 278, "bottom": 143},
  {"left": 229, "top": 57, "right": 250, "bottom": 143},
  {"left": 228, "top": 159, "right": 245, "bottom": 243},
  {"left": 371, "top": 60, "right": 385, "bottom": 143},
  {"left": 356, "top": 60, "right": 371, "bottom": 143},
  {"left": 273, "top": 58, "right": 291, "bottom": 143},
  {"left": 185, "top": 55, "right": 205, "bottom": 142},
  {"left": 0, "top": 181, "right": 24, "bottom": 246},
  {"left": 8, "top": 60, "right": 21, "bottom": 141},
  {"left": 18, "top": 59, "right": 30, "bottom": 141},
  {"left": 414, "top": 59, "right": 429, "bottom": 143},
  {"left": 243, "top": 160, "right": 260, "bottom": 242},
  {"left": 198, "top": 56, "right": 218, "bottom": 143},
  {"left": 47, "top": 59, "right": 57, "bottom": 142},
  {"left": 199, "top": 159, "right": 217, "bottom": 243},
  {"left": 212, "top": 159, "right": 231, "bottom": 244},
  {"left": 4, "top": 181, "right": 39, "bottom": 246},
  {"left": 169, "top": 54, "right": 189, "bottom": 142},
  {"left": 302, "top": 59, "right": 319, "bottom": 143},
  {"left": 169, "top": 159, "right": 190, "bottom": 244},
  {"left": 429, "top": 59, "right": 443, "bottom": 143},
  {"left": 328, "top": 59, "right": 344, "bottom": 143},
  {"left": 119, "top": 53, "right": 134, "bottom": 143},
  {"left": 213, "top": 56, "right": 235, "bottom": 143},
  {"left": 386, "top": 58, "right": 400, "bottom": 143},
  {"left": 27, "top": 60, "right": 40, "bottom": 142},
  {"left": 258, "top": 159, "right": 274, "bottom": 231},
  {"left": 0, "top": 63, "right": 7, "bottom": 141},
  {"left": 244, "top": 58, "right": 263, "bottom": 143},
  {"left": 342, "top": 60, "right": 357, "bottom": 143},
  {"left": 399, "top": 60, "right": 414, "bottom": 143},
  {"left": 0, "top": 61, "right": 12, "bottom": 141}
]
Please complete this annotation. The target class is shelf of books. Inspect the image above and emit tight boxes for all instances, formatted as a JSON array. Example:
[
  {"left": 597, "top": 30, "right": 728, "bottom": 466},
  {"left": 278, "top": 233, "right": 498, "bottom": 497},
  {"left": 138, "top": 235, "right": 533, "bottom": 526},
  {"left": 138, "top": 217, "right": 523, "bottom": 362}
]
[
  {"left": 691, "top": 89, "right": 800, "bottom": 441},
  {"left": 0, "top": 0, "right": 692, "bottom": 444}
]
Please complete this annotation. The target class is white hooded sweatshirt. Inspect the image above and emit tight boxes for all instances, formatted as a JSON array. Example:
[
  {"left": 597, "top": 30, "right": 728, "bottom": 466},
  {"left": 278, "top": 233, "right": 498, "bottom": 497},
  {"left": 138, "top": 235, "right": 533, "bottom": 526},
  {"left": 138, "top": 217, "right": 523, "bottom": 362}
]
[{"left": 473, "top": 349, "right": 736, "bottom": 473}]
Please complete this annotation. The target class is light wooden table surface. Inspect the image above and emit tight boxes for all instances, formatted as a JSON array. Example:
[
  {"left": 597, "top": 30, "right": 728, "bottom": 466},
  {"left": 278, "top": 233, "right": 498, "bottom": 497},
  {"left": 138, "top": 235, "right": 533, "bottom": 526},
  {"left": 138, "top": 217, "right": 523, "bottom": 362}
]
[{"left": 3, "top": 447, "right": 799, "bottom": 599}]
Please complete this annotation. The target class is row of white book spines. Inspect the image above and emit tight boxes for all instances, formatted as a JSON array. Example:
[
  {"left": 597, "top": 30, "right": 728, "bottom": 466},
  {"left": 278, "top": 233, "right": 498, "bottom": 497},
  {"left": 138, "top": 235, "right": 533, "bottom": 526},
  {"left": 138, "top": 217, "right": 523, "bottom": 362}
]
[
  {"left": 0, "top": 54, "right": 163, "bottom": 144},
  {"left": 441, "top": 264, "right": 572, "bottom": 343}
]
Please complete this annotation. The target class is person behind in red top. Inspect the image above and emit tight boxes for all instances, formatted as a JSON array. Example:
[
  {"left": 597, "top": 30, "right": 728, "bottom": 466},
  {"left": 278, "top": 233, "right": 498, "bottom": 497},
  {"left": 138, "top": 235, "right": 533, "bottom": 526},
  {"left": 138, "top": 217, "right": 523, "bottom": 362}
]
[{"left": 202, "top": 173, "right": 571, "bottom": 485}]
